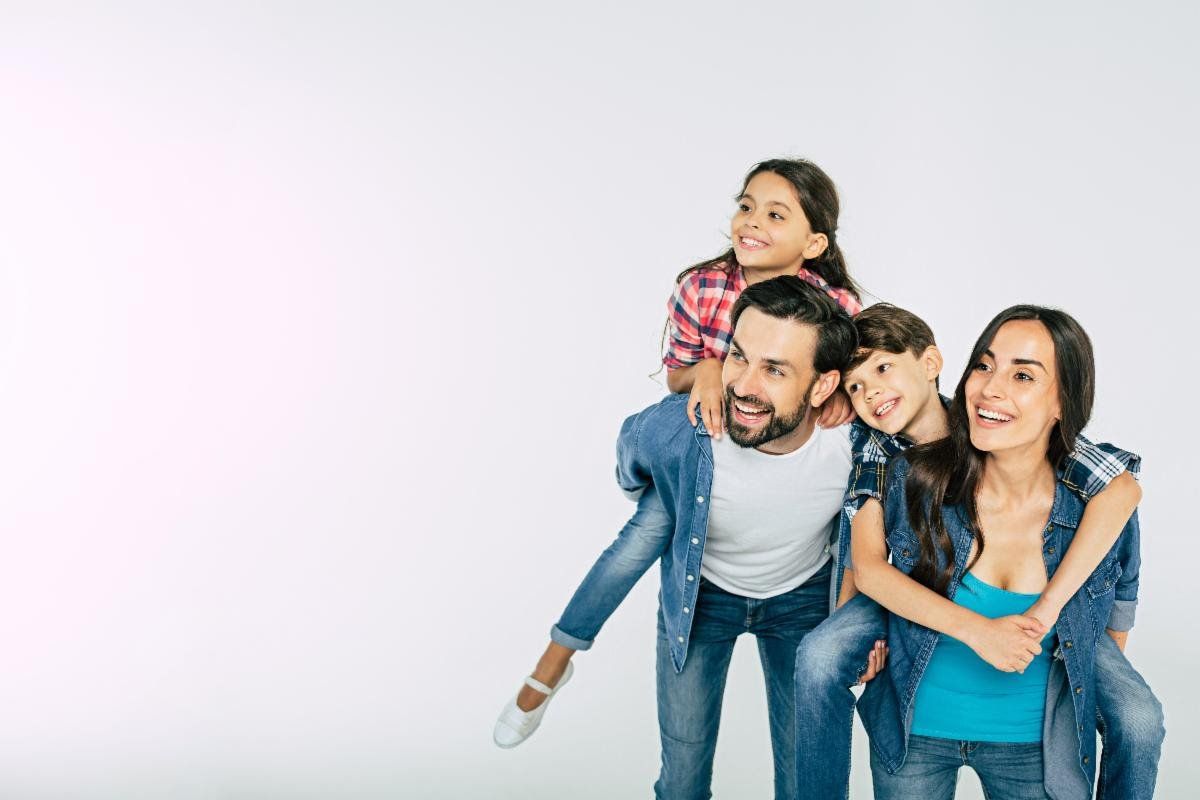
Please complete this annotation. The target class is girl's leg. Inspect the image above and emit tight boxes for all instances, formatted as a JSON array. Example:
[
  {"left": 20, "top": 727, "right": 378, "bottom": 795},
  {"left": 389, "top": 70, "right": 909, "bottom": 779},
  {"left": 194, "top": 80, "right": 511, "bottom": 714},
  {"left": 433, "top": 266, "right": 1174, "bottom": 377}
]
[
  {"left": 870, "top": 735, "right": 959, "bottom": 800},
  {"left": 519, "top": 488, "right": 673, "bottom": 711}
]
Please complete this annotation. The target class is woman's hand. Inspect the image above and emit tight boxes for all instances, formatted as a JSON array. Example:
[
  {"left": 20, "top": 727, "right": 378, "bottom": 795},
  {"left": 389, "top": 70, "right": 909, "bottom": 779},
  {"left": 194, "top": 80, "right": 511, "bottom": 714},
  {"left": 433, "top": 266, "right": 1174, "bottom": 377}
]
[
  {"left": 686, "top": 358, "right": 726, "bottom": 437},
  {"left": 817, "top": 390, "right": 856, "bottom": 428},
  {"left": 963, "top": 614, "right": 1047, "bottom": 673}
]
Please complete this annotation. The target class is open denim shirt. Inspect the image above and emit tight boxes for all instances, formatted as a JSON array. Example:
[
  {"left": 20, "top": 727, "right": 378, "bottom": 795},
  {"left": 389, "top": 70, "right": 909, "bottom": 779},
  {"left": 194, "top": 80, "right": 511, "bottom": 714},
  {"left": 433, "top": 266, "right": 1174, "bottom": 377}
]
[{"left": 857, "top": 456, "right": 1141, "bottom": 800}]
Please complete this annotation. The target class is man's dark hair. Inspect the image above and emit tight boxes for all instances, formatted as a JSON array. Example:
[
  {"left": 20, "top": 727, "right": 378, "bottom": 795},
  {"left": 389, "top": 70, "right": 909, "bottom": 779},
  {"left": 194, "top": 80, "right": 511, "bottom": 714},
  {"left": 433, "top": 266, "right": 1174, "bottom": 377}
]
[
  {"left": 730, "top": 275, "right": 858, "bottom": 373},
  {"left": 845, "top": 303, "right": 938, "bottom": 375}
]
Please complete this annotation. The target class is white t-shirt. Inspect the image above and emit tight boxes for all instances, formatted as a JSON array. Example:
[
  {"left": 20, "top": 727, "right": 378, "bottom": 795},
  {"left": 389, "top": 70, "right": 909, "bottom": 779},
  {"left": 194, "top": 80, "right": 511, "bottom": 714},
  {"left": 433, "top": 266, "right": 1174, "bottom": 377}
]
[{"left": 701, "top": 424, "right": 852, "bottom": 599}]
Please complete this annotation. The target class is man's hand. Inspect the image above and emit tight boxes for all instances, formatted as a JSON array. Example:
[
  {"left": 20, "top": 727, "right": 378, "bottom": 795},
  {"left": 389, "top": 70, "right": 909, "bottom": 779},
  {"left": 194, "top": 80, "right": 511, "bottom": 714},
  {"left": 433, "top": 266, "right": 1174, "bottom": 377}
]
[
  {"left": 685, "top": 358, "right": 726, "bottom": 438},
  {"left": 962, "top": 614, "right": 1046, "bottom": 674},
  {"left": 817, "top": 391, "right": 856, "bottom": 428},
  {"left": 856, "top": 639, "right": 889, "bottom": 685}
]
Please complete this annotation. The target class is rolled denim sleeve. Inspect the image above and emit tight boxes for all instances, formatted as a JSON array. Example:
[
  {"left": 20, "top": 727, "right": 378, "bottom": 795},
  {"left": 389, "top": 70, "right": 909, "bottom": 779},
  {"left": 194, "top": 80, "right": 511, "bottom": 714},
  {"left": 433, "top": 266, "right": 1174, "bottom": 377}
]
[
  {"left": 1107, "top": 508, "right": 1142, "bottom": 632},
  {"left": 1062, "top": 434, "right": 1142, "bottom": 499},
  {"left": 615, "top": 407, "right": 652, "bottom": 501}
]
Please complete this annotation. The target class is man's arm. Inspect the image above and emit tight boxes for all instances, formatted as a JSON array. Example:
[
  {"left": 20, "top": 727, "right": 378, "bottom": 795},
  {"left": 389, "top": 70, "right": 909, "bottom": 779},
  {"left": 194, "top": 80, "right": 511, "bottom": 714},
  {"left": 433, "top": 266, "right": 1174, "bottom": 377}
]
[{"left": 1027, "top": 471, "right": 1141, "bottom": 629}]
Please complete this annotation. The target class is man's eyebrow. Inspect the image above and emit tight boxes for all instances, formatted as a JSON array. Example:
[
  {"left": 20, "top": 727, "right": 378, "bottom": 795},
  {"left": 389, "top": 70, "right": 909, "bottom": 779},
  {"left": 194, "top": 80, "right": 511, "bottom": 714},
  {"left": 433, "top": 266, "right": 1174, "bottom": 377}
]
[
  {"left": 729, "top": 338, "right": 792, "bottom": 369},
  {"left": 983, "top": 349, "right": 1047, "bottom": 370}
]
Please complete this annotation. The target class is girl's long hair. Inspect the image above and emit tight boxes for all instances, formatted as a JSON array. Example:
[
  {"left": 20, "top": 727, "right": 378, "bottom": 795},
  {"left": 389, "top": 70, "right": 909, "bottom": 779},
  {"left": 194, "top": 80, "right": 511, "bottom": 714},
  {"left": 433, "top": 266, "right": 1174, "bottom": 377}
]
[
  {"left": 903, "top": 306, "right": 1096, "bottom": 596},
  {"left": 674, "top": 158, "right": 861, "bottom": 300}
]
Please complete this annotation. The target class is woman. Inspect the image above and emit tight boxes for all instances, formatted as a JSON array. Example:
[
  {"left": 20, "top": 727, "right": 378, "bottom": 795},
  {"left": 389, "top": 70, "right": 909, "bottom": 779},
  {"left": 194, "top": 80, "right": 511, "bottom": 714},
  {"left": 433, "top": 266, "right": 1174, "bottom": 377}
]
[{"left": 851, "top": 306, "right": 1146, "bottom": 799}]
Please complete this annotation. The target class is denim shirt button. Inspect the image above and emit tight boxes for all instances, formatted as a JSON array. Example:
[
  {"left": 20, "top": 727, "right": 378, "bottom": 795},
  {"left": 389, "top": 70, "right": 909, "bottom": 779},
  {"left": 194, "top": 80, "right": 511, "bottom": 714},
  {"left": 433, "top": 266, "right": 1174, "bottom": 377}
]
[
  {"left": 683, "top": 607, "right": 690, "bottom": 614},
  {"left": 691, "top": 537, "right": 700, "bottom": 545},
  {"left": 696, "top": 496, "right": 705, "bottom": 504},
  {"left": 1075, "top": 686, "right": 1082, "bottom": 694},
  {"left": 1065, "top": 641, "right": 1073, "bottom": 648},
  {"left": 687, "top": 574, "right": 695, "bottom": 581},
  {"left": 677, "top": 636, "right": 684, "bottom": 643},
  {"left": 1047, "top": 546, "right": 1056, "bottom": 554},
  {"left": 1083, "top": 756, "right": 1090, "bottom": 765}
]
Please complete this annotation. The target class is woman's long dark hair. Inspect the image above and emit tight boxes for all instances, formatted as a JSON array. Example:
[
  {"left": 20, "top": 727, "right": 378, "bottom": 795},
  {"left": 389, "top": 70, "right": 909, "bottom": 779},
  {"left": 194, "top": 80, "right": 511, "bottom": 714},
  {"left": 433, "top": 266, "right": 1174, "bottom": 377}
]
[
  {"left": 674, "top": 158, "right": 862, "bottom": 299},
  {"left": 903, "top": 306, "right": 1096, "bottom": 595}
]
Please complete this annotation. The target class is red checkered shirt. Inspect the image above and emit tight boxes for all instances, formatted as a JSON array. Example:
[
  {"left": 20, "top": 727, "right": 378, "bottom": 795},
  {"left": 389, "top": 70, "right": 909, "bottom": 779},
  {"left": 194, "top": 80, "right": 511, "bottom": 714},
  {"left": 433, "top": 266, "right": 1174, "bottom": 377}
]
[{"left": 663, "top": 262, "right": 863, "bottom": 370}]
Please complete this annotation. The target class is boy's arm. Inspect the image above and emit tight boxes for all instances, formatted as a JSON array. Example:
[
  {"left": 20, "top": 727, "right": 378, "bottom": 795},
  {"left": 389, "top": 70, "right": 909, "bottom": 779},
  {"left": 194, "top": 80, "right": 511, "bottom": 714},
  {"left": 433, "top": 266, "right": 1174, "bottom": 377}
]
[
  {"left": 852, "top": 498, "right": 1046, "bottom": 673},
  {"left": 836, "top": 567, "right": 858, "bottom": 607},
  {"left": 1027, "top": 471, "right": 1141, "bottom": 629},
  {"left": 1104, "top": 507, "right": 1143, "bottom": 653}
]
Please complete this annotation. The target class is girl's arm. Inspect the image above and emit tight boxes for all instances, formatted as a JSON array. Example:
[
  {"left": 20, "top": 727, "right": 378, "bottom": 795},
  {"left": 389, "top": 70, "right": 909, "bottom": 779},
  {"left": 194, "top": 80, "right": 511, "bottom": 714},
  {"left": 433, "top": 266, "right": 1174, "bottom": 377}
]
[
  {"left": 852, "top": 499, "right": 1046, "bottom": 673},
  {"left": 1027, "top": 471, "right": 1141, "bottom": 629},
  {"left": 666, "top": 358, "right": 725, "bottom": 436}
]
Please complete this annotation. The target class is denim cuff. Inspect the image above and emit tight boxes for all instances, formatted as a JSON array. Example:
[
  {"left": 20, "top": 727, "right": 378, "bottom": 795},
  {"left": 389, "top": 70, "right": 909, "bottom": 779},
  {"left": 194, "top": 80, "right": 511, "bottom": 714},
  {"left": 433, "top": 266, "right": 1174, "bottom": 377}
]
[
  {"left": 550, "top": 624, "right": 594, "bottom": 651},
  {"left": 1107, "top": 598, "right": 1137, "bottom": 632}
]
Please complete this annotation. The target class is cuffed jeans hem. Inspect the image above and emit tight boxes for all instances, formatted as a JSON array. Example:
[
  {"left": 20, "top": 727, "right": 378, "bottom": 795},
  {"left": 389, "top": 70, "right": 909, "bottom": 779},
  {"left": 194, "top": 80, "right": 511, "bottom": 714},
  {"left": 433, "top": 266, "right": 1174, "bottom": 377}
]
[{"left": 550, "top": 625, "right": 594, "bottom": 651}]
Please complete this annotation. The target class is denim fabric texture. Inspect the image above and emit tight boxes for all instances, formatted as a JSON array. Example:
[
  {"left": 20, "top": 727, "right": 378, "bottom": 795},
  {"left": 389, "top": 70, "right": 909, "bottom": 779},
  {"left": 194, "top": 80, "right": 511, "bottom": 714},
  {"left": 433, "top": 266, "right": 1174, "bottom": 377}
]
[
  {"left": 654, "top": 563, "right": 831, "bottom": 800},
  {"left": 870, "top": 734, "right": 1050, "bottom": 800},
  {"left": 857, "top": 456, "right": 1142, "bottom": 800}
]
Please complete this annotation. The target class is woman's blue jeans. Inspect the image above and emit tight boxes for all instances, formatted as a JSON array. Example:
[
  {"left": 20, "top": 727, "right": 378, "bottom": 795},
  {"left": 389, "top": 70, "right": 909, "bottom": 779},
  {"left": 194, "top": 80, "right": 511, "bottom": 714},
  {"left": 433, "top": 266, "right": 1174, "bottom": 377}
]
[{"left": 870, "top": 735, "right": 1049, "bottom": 799}]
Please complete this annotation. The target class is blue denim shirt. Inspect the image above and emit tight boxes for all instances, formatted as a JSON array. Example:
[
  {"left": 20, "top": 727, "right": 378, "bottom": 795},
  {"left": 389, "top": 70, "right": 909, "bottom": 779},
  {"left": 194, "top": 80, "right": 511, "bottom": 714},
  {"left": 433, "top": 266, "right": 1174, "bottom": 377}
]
[
  {"left": 615, "top": 393, "right": 843, "bottom": 672},
  {"left": 857, "top": 456, "right": 1141, "bottom": 800}
]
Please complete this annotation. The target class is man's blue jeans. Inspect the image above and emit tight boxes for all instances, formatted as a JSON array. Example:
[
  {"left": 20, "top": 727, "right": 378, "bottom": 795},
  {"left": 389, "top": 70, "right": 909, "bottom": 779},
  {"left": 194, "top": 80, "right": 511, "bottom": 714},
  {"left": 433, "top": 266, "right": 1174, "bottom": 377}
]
[
  {"left": 550, "top": 489, "right": 672, "bottom": 651},
  {"left": 654, "top": 562, "right": 831, "bottom": 800},
  {"left": 793, "top": 594, "right": 1164, "bottom": 799},
  {"left": 870, "top": 735, "right": 1049, "bottom": 799}
]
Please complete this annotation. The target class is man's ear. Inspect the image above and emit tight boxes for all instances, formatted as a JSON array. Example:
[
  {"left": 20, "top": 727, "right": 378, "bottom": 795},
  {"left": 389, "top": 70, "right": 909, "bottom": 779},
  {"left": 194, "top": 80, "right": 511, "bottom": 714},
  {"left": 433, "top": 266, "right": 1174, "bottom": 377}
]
[
  {"left": 922, "top": 345, "right": 944, "bottom": 382},
  {"left": 810, "top": 369, "right": 841, "bottom": 407}
]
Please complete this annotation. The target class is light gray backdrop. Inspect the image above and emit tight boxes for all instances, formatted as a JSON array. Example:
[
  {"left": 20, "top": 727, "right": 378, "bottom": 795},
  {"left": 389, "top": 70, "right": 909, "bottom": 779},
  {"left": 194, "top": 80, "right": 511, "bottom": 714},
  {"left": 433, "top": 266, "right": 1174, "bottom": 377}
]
[{"left": 0, "top": 3, "right": 1195, "bottom": 798}]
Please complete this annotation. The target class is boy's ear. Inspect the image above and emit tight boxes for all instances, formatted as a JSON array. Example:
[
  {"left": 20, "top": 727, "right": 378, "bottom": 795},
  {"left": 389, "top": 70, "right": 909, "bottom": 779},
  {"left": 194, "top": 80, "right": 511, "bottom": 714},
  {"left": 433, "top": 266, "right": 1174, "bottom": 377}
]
[
  {"left": 810, "top": 369, "right": 841, "bottom": 408},
  {"left": 922, "top": 345, "right": 944, "bottom": 382}
]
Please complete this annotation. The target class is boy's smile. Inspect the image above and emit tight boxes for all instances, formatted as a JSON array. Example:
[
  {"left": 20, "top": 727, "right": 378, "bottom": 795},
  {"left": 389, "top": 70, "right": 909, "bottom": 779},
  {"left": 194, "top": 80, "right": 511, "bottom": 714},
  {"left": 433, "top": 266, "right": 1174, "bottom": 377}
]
[{"left": 843, "top": 346, "right": 945, "bottom": 444}]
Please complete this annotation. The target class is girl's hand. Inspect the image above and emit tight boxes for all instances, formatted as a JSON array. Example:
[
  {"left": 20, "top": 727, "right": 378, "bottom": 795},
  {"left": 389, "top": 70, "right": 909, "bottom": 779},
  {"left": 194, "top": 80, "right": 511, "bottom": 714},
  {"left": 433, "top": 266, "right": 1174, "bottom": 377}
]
[
  {"left": 856, "top": 640, "right": 889, "bottom": 685},
  {"left": 817, "top": 391, "right": 856, "bottom": 428},
  {"left": 686, "top": 359, "right": 725, "bottom": 438},
  {"left": 964, "top": 615, "right": 1046, "bottom": 674}
]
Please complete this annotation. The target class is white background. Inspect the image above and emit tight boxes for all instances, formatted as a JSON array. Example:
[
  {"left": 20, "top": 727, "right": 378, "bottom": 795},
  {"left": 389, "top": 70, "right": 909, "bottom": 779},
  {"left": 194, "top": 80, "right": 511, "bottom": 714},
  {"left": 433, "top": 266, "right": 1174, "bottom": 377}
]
[{"left": 1, "top": 3, "right": 1196, "bottom": 798}]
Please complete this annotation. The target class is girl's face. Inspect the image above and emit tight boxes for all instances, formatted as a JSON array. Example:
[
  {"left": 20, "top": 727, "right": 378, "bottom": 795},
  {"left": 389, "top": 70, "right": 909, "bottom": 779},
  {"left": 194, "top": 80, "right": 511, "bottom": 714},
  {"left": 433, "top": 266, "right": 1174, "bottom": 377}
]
[
  {"left": 966, "top": 320, "right": 1062, "bottom": 457},
  {"left": 731, "top": 171, "right": 828, "bottom": 273}
]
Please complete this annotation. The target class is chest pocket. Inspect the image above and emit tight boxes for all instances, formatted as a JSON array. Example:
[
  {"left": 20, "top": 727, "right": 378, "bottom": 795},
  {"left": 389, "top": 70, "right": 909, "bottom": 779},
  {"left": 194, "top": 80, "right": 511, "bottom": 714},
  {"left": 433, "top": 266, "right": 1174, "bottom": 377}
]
[
  {"left": 886, "top": 530, "right": 919, "bottom": 572},
  {"left": 1086, "top": 558, "right": 1123, "bottom": 599}
]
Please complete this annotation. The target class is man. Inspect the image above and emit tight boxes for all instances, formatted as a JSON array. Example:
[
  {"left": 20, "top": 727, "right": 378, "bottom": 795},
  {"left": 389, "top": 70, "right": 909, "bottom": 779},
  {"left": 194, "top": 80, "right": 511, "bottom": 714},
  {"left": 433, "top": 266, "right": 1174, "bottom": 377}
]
[{"left": 613, "top": 276, "right": 857, "bottom": 798}]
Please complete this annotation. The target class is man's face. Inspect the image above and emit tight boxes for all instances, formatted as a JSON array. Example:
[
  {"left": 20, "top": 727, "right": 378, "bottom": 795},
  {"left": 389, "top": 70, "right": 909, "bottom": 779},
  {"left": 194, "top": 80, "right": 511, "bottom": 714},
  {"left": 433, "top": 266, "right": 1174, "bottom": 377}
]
[{"left": 721, "top": 308, "right": 838, "bottom": 451}]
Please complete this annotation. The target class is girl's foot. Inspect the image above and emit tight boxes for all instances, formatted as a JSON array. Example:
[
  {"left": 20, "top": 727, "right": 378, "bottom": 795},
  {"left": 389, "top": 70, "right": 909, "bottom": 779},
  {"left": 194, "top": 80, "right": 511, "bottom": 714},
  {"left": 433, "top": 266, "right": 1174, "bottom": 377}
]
[{"left": 493, "top": 661, "right": 575, "bottom": 748}]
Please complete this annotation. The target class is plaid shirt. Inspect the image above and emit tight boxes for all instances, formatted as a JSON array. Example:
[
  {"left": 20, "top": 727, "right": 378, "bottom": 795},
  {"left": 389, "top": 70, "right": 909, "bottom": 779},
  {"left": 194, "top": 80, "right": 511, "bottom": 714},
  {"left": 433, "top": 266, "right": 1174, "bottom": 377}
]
[
  {"left": 663, "top": 262, "right": 863, "bottom": 370},
  {"left": 834, "top": 398, "right": 1142, "bottom": 597}
]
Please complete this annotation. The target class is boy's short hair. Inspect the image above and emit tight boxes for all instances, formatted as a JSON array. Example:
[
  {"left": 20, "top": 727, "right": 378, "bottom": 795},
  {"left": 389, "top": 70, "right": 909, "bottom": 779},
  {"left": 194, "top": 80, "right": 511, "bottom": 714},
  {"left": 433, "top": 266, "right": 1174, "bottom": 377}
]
[{"left": 845, "top": 303, "right": 937, "bottom": 374}]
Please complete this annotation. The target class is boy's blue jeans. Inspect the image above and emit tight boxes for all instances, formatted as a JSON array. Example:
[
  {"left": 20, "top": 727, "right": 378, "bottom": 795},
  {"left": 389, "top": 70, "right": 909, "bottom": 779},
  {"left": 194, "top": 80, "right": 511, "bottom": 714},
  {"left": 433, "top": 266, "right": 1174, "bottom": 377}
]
[
  {"left": 794, "top": 593, "right": 1164, "bottom": 799},
  {"left": 655, "top": 563, "right": 831, "bottom": 800},
  {"left": 550, "top": 489, "right": 672, "bottom": 650}
]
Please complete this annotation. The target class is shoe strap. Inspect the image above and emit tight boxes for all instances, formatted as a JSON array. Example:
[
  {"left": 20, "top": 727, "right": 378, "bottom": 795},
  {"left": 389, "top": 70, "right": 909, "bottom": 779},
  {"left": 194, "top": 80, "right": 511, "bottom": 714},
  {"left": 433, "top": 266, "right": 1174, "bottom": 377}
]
[{"left": 523, "top": 675, "right": 555, "bottom": 695}]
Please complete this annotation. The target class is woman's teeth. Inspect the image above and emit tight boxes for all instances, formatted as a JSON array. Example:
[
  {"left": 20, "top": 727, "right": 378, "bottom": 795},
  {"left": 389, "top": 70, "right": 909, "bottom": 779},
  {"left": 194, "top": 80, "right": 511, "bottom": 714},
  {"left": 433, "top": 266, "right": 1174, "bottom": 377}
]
[{"left": 977, "top": 408, "right": 1013, "bottom": 422}]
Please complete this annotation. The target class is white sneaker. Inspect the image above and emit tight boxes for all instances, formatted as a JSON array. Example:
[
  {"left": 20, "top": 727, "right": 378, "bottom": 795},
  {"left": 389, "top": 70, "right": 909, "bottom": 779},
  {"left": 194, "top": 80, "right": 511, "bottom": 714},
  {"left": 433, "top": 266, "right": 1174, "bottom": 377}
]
[{"left": 492, "top": 661, "right": 575, "bottom": 748}]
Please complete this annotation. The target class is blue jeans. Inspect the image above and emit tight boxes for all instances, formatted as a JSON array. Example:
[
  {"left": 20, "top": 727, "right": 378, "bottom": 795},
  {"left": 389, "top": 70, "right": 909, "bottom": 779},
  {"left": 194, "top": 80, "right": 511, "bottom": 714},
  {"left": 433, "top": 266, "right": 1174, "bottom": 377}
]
[
  {"left": 654, "top": 562, "right": 831, "bottom": 800},
  {"left": 871, "top": 735, "right": 1049, "bottom": 799},
  {"left": 793, "top": 595, "right": 1164, "bottom": 799},
  {"left": 551, "top": 489, "right": 672, "bottom": 650}
]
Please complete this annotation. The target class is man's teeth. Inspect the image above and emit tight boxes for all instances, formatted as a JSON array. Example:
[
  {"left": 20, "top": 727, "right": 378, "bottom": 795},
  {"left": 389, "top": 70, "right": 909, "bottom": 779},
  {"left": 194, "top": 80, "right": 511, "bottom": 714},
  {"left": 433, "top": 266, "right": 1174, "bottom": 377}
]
[
  {"left": 874, "top": 400, "right": 897, "bottom": 417},
  {"left": 735, "top": 402, "right": 767, "bottom": 415},
  {"left": 977, "top": 408, "right": 1013, "bottom": 422}
]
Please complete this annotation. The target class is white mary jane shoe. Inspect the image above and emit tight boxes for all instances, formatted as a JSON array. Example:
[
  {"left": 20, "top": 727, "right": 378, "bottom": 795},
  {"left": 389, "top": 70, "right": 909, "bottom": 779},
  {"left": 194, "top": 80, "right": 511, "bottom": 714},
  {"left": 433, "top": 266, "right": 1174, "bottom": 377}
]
[{"left": 492, "top": 661, "right": 575, "bottom": 749}]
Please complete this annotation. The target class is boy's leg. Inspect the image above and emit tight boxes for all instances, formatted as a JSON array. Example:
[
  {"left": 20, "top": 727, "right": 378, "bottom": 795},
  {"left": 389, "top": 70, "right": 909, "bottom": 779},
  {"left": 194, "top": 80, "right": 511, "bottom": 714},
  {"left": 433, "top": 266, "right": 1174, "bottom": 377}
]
[
  {"left": 869, "top": 735, "right": 958, "bottom": 800},
  {"left": 654, "top": 583, "right": 741, "bottom": 800},
  {"left": 793, "top": 592, "right": 888, "bottom": 800},
  {"left": 970, "top": 741, "right": 1050, "bottom": 800},
  {"left": 1094, "top": 633, "right": 1165, "bottom": 800},
  {"left": 752, "top": 562, "right": 834, "bottom": 800}
]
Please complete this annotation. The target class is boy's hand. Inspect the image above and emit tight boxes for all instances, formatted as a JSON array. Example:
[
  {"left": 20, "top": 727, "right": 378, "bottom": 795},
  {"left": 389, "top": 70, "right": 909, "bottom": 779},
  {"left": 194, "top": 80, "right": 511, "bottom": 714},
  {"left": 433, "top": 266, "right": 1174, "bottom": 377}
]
[
  {"left": 817, "top": 391, "right": 856, "bottom": 428},
  {"left": 857, "top": 640, "right": 889, "bottom": 685},
  {"left": 686, "top": 358, "right": 726, "bottom": 438},
  {"left": 1024, "top": 598, "right": 1064, "bottom": 632},
  {"left": 963, "top": 614, "right": 1047, "bottom": 674}
]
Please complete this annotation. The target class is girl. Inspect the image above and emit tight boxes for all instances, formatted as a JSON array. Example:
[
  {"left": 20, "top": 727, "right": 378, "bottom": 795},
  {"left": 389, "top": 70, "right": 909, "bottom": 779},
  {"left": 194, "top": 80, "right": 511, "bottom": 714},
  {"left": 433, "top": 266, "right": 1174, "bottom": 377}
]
[
  {"left": 852, "top": 307, "right": 1159, "bottom": 799},
  {"left": 494, "top": 158, "right": 862, "bottom": 748}
]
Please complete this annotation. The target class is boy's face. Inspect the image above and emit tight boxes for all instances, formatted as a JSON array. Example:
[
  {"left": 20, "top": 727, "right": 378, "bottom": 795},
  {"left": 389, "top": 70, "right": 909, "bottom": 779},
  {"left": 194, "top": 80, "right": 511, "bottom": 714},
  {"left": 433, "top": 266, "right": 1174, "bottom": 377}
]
[{"left": 843, "top": 348, "right": 940, "bottom": 437}]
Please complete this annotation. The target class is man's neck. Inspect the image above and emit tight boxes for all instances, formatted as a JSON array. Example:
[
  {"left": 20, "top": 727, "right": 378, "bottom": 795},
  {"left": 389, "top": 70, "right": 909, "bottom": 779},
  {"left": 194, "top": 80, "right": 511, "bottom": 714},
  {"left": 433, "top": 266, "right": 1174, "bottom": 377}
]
[{"left": 901, "top": 389, "right": 950, "bottom": 444}]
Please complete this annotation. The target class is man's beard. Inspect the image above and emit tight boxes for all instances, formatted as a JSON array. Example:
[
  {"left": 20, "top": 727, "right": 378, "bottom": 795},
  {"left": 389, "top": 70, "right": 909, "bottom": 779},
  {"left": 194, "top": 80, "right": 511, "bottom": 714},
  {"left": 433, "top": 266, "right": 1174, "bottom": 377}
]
[{"left": 723, "top": 381, "right": 814, "bottom": 449}]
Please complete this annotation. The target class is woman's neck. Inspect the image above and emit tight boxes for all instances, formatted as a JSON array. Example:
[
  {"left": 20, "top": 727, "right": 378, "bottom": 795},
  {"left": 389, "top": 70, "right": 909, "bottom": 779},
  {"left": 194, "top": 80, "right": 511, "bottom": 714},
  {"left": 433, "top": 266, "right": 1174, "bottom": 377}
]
[{"left": 979, "top": 446, "right": 1056, "bottom": 508}]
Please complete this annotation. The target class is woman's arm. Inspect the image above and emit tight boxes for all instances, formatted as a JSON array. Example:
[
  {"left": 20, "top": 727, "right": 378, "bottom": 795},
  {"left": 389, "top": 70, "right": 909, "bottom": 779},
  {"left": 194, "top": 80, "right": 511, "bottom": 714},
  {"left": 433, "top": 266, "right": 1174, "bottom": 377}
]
[
  {"left": 852, "top": 499, "right": 1046, "bottom": 673},
  {"left": 1027, "top": 471, "right": 1141, "bottom": 628}
]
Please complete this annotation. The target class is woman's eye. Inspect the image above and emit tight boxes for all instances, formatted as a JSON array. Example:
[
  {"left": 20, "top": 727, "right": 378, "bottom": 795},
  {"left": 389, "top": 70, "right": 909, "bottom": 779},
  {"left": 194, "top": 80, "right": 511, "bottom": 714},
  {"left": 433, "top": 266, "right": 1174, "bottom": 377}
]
[
  {"left": 973, "top": 362, "right": 991, "bottom": 372},
  {"left": 1016, "top": 371, "right": 1033, "bottom": 381}
]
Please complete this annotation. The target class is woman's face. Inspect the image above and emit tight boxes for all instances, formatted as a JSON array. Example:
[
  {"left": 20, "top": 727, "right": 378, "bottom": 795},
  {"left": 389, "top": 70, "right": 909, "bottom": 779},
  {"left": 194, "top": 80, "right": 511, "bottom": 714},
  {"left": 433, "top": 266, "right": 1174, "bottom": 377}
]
[{"left": 965, "top": 319, "right": 1062, "bottom": 456}]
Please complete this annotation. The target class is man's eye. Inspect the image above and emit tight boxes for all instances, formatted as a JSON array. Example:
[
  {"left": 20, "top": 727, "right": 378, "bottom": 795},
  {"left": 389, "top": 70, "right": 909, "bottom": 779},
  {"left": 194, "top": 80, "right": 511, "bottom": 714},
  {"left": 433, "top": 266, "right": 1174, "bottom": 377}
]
[
  {"left": 731, "top": 351, "right": 746, "bottom": 361},
  {"left": 767, "top": 367, "right": 783, "bottom": 377}
]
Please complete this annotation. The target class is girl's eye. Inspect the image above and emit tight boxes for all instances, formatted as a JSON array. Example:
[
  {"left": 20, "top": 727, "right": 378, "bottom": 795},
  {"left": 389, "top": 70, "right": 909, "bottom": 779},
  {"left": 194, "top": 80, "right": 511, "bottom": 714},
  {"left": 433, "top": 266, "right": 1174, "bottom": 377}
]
[
  {"left": 769, "top": 212, "right": 784, "bottom": 220},
  {"left": 737, "top": 203, "right": 751, "bottom": 213}
]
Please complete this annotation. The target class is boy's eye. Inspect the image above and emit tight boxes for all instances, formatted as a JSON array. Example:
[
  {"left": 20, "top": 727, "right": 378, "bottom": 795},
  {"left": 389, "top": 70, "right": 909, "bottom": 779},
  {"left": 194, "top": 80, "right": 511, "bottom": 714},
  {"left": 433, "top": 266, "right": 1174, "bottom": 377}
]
[
  {"left": 846, "top": 383, "right": 860, "bottom": 395},
  {"left": 877, "top": 363, "right": 891, "bottom": 374}
]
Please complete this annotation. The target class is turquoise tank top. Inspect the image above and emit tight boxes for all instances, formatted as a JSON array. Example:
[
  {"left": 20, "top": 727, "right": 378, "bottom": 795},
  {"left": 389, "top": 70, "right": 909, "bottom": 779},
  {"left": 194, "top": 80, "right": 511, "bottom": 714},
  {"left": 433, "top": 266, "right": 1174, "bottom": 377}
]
[{"left": 909, "top": 572, "right": 1056, "bottom": 743}]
